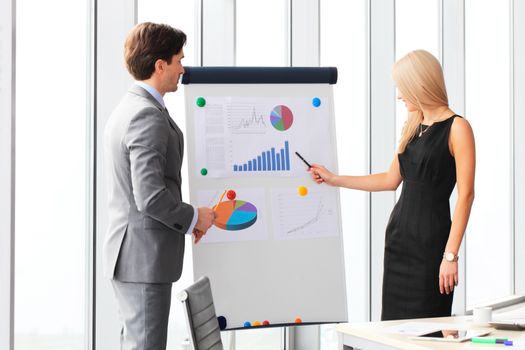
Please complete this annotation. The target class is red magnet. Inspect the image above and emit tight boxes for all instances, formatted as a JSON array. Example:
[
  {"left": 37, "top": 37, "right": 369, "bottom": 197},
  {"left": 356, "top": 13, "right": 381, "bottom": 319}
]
[{"left": 226, "top": 190, "right": 236, "bottom": 200}]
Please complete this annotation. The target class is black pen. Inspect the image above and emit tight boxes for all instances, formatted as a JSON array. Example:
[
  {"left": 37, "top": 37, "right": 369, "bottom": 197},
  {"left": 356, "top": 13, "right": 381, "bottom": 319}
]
[{"left": 295, "top": 151, "right": 312, "bottom": 169}]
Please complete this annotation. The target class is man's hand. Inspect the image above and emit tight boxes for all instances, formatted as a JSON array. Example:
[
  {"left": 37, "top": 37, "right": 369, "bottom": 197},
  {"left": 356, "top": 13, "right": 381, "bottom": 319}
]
[
  {"left": 192, "top": 228, "right": 205, "bottom": 244},
  {"left": 193, "top": 207, "right": 215, "bottom": 244}
]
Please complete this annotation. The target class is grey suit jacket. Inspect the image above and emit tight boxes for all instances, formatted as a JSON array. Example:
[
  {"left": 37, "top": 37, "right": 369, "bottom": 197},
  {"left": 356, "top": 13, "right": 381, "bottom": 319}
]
[{"left": 103, "top": 84, "right": 194, "bottom": 283}]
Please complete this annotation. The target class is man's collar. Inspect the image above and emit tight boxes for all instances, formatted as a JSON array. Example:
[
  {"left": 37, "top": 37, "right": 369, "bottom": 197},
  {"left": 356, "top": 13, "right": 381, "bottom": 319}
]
[{"left": 135, "top": 81, "right": 165, "bottom": 108}]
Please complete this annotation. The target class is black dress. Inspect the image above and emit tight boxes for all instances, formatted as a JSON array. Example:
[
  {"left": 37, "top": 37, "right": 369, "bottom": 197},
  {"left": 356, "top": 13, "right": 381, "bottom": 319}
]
[{"left": 381, "top": 115, "right": 460, "bottom": 321}]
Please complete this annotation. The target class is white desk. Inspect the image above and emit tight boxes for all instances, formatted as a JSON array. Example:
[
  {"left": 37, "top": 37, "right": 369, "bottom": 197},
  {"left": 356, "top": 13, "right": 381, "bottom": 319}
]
[{"left": 336, "top": 315, "right": 525, "bottom": 350}]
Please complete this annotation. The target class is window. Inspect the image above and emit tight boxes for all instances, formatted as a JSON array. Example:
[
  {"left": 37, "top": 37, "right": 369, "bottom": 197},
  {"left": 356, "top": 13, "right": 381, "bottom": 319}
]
[
  {"left": 15, "top": 0, "right": 90, "bottom": 349},
  {"left": 236, "top": 0, "right": 288, "bottom": 66},
  {"left": 135, "top": 1, "right": 198, "bottom": 348},
  {"left": 320, "top": 0, "right": 368, "bottom": 324},
  {"left": 465, "top": 0, "right": 512, "bottom": 307},
  {"left": 395, "top": 0, "right": 440, "bottom": 168}
]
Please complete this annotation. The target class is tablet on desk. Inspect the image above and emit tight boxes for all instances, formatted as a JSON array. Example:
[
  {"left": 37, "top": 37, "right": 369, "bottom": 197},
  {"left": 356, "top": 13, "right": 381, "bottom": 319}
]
[
  {"left": 412, "top": 329, "right": 492, "bottom": 342},
  {"left": 489, "top": 321, "right": 525, "bottom": 331}
]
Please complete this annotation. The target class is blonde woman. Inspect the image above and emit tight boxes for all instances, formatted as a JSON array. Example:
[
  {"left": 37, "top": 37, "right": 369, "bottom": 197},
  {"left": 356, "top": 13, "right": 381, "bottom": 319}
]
[{"left": 310, "top": 50, "right": 475, "bottom": 320}]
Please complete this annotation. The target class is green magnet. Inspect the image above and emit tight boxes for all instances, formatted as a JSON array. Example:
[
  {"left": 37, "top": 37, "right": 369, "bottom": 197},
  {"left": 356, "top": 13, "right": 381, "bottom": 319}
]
[
  {"left": 200, "top": 168, "right": 208, "bottom": 176},
  {"left": 196, "top": 97, "right": 206, "bottom": 107}
]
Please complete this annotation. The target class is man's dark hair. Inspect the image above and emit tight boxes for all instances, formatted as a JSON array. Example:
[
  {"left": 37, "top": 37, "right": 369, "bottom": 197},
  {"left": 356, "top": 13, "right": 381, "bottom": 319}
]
[{"left": 124, "top": 22, "right": 186, "bottom": 80}]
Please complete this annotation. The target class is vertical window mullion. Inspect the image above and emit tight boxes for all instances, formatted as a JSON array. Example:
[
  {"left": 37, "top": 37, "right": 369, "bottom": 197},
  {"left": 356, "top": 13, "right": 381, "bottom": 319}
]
[
  {"left": 202, "top": 0, "right": 235, "bottom": 66},
  {"left": 442, "top": 0, "right": 466, "bottom": 315},
  {"left": 369, "top": 0, "right": 396, "bottom": 321},
  {"left": 291, "top": 0, "right": 319, "bottom": 67},
  {"left": 0, "top": 0, "right": 15, "bottom": 348},
  {"left": 95, "top": 0, "right": 136, "bottom": 349},
  {"left": 513, "top": 0, "right": 525, "bottom": 296}
]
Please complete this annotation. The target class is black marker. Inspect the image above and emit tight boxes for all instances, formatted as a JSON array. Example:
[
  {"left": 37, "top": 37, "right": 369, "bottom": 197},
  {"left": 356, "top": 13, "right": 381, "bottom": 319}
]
[{"left": 295, "top": 151, "right": 312, "bottom": 169}]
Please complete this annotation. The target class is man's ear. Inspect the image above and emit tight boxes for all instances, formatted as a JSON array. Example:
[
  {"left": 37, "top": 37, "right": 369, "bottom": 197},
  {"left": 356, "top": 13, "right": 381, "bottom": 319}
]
[{"left": 154, "top": 59, "right": 165, "bottom": 74}]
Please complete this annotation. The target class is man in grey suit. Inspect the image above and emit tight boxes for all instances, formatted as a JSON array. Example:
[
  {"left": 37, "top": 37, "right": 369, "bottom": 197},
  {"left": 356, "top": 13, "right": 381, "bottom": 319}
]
[{"left": 104, "top": 22, "right": 215, "bottom": 350}]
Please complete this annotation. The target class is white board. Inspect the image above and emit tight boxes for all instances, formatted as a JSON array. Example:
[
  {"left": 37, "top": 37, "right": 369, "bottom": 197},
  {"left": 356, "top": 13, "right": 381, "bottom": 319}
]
[{"left": 184, "top": 68, "right": 347, "bottom": 330}]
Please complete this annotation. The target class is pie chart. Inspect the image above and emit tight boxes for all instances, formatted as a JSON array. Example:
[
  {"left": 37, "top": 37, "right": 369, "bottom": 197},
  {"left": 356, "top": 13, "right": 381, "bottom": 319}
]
[
  {"left": 214, "top": 200, "right": 258, "bottom": 231},
  {"left": 270, "top": 105, "right": 294, "bottom": 131}
]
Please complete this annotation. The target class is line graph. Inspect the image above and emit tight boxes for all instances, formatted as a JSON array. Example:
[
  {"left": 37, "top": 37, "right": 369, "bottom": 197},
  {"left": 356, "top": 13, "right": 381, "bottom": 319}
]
[
  {"left": 227, "top": 105, "right": 268, "bottom": 134},
  {"left": 286, "top": 200, "right": 324, "bottom": 234},
  {"left": 271, "top": 188, "right": 339, "bottom": 240}
]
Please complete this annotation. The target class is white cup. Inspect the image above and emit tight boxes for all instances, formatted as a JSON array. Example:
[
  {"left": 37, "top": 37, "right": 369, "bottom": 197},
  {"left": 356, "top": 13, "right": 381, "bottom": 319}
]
[{"left": 473, "top": 307, "right": 492, "bottom": 325}]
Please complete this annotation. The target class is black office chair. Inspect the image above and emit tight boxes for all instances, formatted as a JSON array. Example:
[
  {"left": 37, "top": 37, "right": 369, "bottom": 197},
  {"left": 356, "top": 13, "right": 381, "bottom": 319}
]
[{"left": 178, "top": 276, "right": 224, "bottom": 350}]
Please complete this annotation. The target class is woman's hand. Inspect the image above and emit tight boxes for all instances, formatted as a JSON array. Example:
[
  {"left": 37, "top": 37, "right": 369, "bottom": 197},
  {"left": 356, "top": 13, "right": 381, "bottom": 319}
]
[
  {"left": 439, "top": 260, "right": 458, "bottom": 295},
  {"left": 309, "top": 164, "right": 337, "bottom": 186}
]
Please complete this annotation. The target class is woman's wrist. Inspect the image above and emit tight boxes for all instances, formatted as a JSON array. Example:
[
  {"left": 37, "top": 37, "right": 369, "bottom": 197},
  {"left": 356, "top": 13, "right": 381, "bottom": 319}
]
[
  {"left": 443, "top": 251, "right": 459, "bottom": 262},
  {"left": 331, "top": 175, "right": 342, "bottom": 187}
]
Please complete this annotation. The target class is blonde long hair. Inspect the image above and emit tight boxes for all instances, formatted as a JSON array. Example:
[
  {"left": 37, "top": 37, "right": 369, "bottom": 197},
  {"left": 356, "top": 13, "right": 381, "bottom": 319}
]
[{"left": 393, "top": 50, "right": 449, "bottom": 153}]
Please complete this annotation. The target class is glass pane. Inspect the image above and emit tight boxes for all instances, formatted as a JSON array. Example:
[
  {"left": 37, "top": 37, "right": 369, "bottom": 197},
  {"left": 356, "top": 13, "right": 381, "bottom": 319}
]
[
  {"left": 137, "top": 1, "right": 204, "bottom": 349},
  {"left": 395, "top": 0, "right": 440, "bottom": 60},
  {"left": 15, "top": 0, "right": 89, "bottom": 349},
  {"left": 138, "top": 2, "right": 286, "bottom": 348},
  {"left": 321, "top": 0, "right": 367, "bottom": 331},
  {"left": 395, "top": 0, "right": 440, "bottom": 163},
  {"left": 465, "top": 0, "right": 512, "bottom": 306},
  {"left": 236, "top": 0, "right": 288, "bottom": 66}
]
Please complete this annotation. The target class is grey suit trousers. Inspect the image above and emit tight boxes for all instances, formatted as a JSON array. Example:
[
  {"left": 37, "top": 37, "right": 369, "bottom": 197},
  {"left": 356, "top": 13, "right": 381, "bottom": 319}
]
[{"left": 112, "top": 280, "right": 172, "bottom": 350}]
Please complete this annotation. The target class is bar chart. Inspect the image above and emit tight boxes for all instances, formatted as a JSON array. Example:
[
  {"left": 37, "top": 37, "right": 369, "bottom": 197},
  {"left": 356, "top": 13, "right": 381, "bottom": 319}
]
[{"left": 233, "top": 141, "right": 290, "bottom": 172}]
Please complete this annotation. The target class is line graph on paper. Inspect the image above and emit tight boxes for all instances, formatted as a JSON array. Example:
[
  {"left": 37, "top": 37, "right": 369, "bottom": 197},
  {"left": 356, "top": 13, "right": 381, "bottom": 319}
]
[
  {"left": 226, "top": 104, "right": 268, "bottom": 134},
  {"left": 271, "top": 188, "right": 339, "bottom": 240},
  {"left": 287, "top": 200, "right": 324, "bottom": 234}
]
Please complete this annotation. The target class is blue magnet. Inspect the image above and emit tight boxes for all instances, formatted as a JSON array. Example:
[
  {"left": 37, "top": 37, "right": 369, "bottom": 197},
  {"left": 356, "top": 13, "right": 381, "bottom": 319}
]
[
  {"left": 243, "top": 321, "right": 251, "bottom": 327},
  {"left": 217, "top": 316, "right": 227, "bottom": 330},
  {"left": 312, "top": 97, "right": 321, "bottom": 107}
]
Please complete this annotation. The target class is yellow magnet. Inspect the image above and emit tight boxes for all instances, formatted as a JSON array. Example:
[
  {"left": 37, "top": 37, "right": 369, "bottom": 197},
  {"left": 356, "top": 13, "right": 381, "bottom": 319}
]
[{"left": 297, "top": 186, "right": 308, "bottom": 196}]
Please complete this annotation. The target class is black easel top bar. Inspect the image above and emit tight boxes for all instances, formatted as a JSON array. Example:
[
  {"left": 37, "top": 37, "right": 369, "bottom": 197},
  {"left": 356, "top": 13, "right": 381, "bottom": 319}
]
[{"left": 182, "top": 66, "right": 338, "bottom": 85}]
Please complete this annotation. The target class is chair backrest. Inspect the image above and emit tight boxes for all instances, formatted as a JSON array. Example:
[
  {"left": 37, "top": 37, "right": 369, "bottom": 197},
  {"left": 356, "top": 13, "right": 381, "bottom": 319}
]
[{"left": 178, "top": 276, "right": 223, "bottom": 350}]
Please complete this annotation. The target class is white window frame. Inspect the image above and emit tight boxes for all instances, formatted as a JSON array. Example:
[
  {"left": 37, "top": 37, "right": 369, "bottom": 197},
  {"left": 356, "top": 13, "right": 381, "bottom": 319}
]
[
  {"left": 0, "top": 0, "right": 15, "bottom": 349},
  {"left": 87, "top": 0, "right": 96, "bottom": 347},
  {"left": 512, "top": 0, "right": 525, "bottom": 298},
  {"left": 291, "top": 0, "right": 319, "bottom": 67},
  {"left": 369, "top": 0, "right": 396, "bottom": 321},
  {"left": 94, "top": 1, "right": 136, "bottom": 349},
  {"left": 441, "top": 0, "right": 466, "bottom": 315}
]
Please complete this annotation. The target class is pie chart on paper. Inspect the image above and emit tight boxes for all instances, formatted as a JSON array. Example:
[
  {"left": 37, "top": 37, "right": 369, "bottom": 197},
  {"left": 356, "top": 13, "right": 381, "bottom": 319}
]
[
  {"left": 214, "top": 200, "right": 258, "bottom": 231},
  {"left": 270, "top": 105, "right": 294, "bottom": 131}
]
